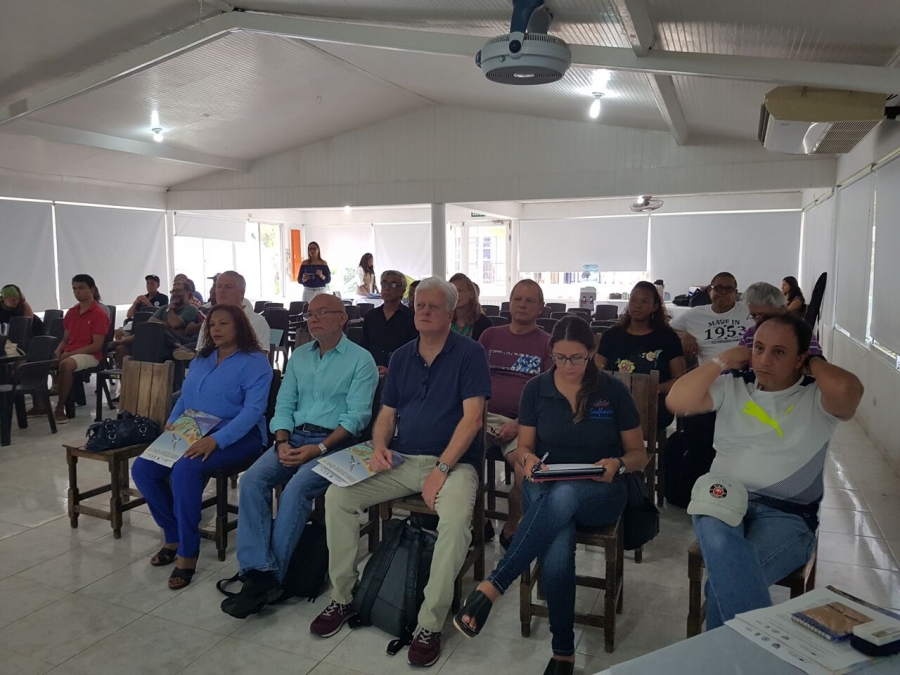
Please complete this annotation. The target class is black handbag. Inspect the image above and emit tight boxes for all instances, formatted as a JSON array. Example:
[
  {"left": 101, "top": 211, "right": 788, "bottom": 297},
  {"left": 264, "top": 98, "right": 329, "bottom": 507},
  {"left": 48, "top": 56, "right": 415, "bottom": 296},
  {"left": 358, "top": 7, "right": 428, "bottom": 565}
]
[
  {"left": 622, "top": 470, "right": 660, "bottom": 551},
  {"left": 84, "top": 411, "right": 160, "bottom": 452}
]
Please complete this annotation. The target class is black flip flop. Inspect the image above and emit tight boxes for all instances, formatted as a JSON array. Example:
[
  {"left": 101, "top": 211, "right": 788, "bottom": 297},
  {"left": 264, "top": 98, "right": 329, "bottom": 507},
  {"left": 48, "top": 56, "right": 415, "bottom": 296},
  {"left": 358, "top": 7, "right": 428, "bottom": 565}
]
[
  {"left": 168, "top": 567, "right": 195, "bottom": 590},
  {"left": 452, "top": 589, "right": 494, "bottom": 638},
  {"left": 150, "top": 547, "right": 178, "bottom": 567}
]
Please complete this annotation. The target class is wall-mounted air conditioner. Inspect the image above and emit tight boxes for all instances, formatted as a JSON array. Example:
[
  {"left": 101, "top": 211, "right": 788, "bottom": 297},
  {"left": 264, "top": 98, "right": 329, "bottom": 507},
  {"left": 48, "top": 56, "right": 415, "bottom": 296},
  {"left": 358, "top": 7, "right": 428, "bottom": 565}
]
[{"left": 758, "top": 87, "right": 886, "bottom": 155}]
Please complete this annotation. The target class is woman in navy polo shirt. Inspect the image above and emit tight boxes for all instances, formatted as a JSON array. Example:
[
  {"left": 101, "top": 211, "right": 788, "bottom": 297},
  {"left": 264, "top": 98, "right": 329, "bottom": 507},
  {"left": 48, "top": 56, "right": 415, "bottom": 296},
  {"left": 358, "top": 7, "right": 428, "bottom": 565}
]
[{"left": 453, "top": 316, "right": 647, "bottom": 675}]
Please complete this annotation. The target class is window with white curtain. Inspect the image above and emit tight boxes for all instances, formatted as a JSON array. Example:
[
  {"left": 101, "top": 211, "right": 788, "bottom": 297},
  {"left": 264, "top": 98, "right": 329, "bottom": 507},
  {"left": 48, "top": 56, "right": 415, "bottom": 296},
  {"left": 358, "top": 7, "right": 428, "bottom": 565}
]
[
  {"left": 0, "top": 199, "right": 57, "bottom": 310},
  {"left": 833, "top": 176, "right": 874, "bottom": 342},
  {"left": 519, "top": 216, "right": 649, "bottom": 273},
  {"left": 374, "top": 222, "right": 432, "bottom": 278},
  {"left": 55, "top": 204, "right": 167, "bottom": 307},
  {"left": 871, "top": 159, "right": 900, "bottom": 355},
  {"left": 649, "top": 211, "right": 801, "bottom": 297}
]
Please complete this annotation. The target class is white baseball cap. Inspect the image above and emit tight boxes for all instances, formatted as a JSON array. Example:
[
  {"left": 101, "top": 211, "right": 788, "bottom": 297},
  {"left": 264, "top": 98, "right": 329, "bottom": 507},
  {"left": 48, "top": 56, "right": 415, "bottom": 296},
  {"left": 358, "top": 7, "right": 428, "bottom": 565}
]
[{"left": 687, "top": 473, "right": 749, "bottom": 527}]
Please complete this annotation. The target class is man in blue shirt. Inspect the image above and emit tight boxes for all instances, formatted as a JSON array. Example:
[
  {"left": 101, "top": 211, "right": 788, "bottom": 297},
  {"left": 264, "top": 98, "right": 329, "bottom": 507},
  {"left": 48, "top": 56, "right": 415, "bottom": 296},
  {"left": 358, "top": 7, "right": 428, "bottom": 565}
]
[
  {"left": 221, "top": 293, "right": 378, "bottom": 619},
  {"left": 310, "top": 277, "right": 491, "bottom": 668}
]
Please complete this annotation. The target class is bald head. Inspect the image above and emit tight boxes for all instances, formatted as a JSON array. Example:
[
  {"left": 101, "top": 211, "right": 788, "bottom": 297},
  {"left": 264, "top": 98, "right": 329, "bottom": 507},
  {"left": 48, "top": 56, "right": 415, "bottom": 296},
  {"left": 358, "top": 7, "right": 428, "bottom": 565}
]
[
  {"left": 307, "top": 293, "right": 346, "bottom": 342},
  {"left": 309, "top": 293, "right": 344, "bottom": 313}
]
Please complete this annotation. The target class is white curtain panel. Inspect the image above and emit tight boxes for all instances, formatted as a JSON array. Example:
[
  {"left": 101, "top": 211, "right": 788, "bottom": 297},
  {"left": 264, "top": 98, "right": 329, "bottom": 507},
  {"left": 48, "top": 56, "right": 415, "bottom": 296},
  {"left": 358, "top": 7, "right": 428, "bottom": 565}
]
[
  {"left": 833, "top": 175, "right": 874, "bottom": 342},
  {"left": 302, "top": 225, "right": 375, "bottom": 272},
  {"left": 374, "top": 222, "right": 432, "bottom": 278},
  {"left": 0, "top": 200, "right": 57, "bottom": 310},
  {"left": 649, "top": 211, "right": 802, "bottom": 297},
  {"left": 800, "top": 197, "right": 835, "bottom": 329},
  {"left": 174, "top": 212, "right": 246, "bottom": 242},
  {"left": 55, "top": 205, "right": 167, "bottom": 307},
  {"left": 871, "top": 159, "right": 900, "bottom": 354},
  {"left": 518, "top": 216, "right": 649, "bottom": 272}
]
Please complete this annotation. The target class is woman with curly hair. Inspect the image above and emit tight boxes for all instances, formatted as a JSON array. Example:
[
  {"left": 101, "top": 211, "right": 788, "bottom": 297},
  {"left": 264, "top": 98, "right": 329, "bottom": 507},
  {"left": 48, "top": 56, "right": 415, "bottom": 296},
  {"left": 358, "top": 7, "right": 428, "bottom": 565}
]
[
  {"left": 596, "top": 280, "right": 685, "bottom": 429},
  {"left": 449, "top": 272, "right": 492, "bottom": 341},
  {"left": 132, "top": 303, "right": 272, "bottom": 590}
]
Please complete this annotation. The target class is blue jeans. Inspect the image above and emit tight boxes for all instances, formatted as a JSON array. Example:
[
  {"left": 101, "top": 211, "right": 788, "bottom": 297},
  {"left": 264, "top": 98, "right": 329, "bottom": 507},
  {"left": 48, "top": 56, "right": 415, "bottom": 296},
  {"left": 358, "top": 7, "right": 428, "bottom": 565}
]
[
  {"left": 693, "top": 501, "right": 816, "bottom": 630},
  {"left": 236, "top": 429, "right": 330, "bottom": 582},
  {"left": 132, "top": 427, "right": 264, "bottom": 559},
  {"left": 487, "top": 478, "right": 627, "bottom": 656}
]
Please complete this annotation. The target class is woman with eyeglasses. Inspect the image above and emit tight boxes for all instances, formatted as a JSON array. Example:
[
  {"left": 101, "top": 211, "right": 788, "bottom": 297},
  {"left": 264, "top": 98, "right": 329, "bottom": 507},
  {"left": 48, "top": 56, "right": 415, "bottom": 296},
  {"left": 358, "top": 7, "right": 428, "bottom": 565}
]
[
  {"left": 449, "top": 273, "right": 492, "bottom": 341},
  {"left": 781, "top": 276, "right": 807, "bottom": 317},
  {"left": 298, "top": 241, "right": 331, "bottom": 302},
  {"left": 356, "top": 253, "right": 378, "bottom": 298},
  {"left": 453, "top": 316, "right": 647, "bottom": 675},
  {"left": 597, "top": 281, "right": 685, "bottom": 429}
]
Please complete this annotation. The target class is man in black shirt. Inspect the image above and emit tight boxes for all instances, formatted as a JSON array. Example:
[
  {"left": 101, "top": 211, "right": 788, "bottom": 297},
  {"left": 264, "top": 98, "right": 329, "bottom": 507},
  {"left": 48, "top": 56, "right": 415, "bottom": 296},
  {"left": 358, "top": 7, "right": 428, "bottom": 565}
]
[{"left": 361, "top": 270, "right": 418, "bottom": 376}]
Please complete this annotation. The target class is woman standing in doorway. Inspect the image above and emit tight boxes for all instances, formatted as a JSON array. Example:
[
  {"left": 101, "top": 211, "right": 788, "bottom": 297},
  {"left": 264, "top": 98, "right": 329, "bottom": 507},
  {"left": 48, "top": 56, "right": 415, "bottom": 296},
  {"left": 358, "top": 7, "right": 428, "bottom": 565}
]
[
  {"left": 298, "top": 242, "right": 331, "bottom": 302},
  {"left": 449, "top": 272, "right": 492, "bottom": 341},
  {"left": 356, "top": 253, "right": 378, "bottom": 298}
]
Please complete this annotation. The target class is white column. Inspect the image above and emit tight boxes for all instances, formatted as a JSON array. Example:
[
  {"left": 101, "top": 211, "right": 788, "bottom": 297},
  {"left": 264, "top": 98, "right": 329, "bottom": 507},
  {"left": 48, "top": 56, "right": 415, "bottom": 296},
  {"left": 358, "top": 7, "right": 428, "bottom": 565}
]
[{"left": 431, "top": 203, "right": 447, "bottom": 278}]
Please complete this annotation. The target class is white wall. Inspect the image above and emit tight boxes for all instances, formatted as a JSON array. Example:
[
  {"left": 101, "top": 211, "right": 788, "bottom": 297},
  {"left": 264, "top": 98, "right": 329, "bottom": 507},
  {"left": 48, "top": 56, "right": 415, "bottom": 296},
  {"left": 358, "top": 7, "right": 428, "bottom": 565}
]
[
  {"left": 801, "top": 120, "right": 900, "bottom": 470},
  {"left": 167, "top": 106, "right": 835, "bottom": 211}
]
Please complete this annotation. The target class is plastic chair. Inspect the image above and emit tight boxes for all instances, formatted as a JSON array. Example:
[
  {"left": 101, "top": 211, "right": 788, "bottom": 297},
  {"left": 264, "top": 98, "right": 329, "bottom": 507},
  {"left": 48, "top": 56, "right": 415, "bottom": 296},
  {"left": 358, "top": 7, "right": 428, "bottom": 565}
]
[
  {"left": 594, "top": 305, "right": 618, "bottom": 321},
  {"left": 47, "top": 317, "right": 65, "bottom": 343},
  {"left": 26, "top": 335, "right": 59, "bottom": 362},
  {"left": 550, "top": 311, "right": 571, "bottom": 320},
  {"left": 1, "top": 358, "right": 58, "bottom": 446},
  {"left": 288, "top": 301, "right": 306, "bottom": 317},
  {"left": 42, "top": 309, "right": 63, "bottom": 330},
  {"left": 546, "top": 302, "right": 566, "bottom": 314},
  {"left": 356, "top": 302, "right": 374, "bottom": 318},
  {"left": 482, "top": 304, "right": 500, "bottom": 316},
  {"left": 253, "top": 301, "right": 268, "bottom": 314},
  {"left": 264, "top": 302, "right": 284, "bottom": 311},
  {"left": 264, "top": 308, "right": 290, "bottom": 368},
  {"left": 347, "top": 326, "right": 363, "bottom": 345},
  {"left": 500, "top": 301, "right": 510, "bottom": 312},
  {"left": 489, "top": 316, "right": 510, "bottom": 326},
  {"left": 536, "top": 318, "right": 557, "bottom": 332},
  {"left": 345, "top": 305, "right": 361, "bottom": 320},
  {"left": 7, "top": 316, "right": 33, "bottom": 353}
]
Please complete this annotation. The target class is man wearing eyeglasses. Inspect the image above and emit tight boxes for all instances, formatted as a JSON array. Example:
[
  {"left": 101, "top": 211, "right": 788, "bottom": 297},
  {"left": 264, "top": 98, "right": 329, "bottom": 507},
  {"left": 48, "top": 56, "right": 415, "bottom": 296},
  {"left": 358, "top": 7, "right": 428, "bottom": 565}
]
[
  {"left": 671, "top": 272, "right": 755, "bottom": 366},
  {"left": 311, "top": 277, "right": 491, "bottom": 667},
  {"left": 221, "top": 292, "right": 378, "bottom": 619},
  {"left": 361, "top": 270, "right": 418, "bottom": 377}
]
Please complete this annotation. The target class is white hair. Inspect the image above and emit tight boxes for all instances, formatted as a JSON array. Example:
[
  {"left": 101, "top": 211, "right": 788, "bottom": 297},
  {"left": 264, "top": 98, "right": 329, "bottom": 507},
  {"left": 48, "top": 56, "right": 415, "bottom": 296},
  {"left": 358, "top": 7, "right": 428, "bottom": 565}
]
[
  {"left": 416, "top": 277, "right": 458, "bottom": 311},
  {"left": 743, "top": 282, "right": 786, "bottom": 308}
]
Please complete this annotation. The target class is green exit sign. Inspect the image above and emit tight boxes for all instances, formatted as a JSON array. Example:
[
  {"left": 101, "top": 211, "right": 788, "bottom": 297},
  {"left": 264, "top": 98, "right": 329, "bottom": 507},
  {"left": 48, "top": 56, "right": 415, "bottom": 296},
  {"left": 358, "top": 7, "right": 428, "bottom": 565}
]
[{"left": 470, "top": 212, "right": 486, "bottom": 218}]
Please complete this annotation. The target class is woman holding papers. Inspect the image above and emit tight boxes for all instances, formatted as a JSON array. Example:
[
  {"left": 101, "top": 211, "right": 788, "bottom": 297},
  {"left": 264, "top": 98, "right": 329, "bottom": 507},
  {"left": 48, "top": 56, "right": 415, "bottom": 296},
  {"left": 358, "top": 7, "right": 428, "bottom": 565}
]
[
  {"left": 132, "top": 304, "right": 272, "bottom": 590},
  {"left": 453, "top": 317, "right": 648, "bottom": 675}
]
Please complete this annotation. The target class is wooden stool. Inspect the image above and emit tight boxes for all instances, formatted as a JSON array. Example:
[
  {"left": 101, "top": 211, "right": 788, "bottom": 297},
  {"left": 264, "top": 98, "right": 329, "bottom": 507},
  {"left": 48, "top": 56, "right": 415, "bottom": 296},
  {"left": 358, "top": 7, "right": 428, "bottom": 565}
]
[
  {"left": 519, "top": 518, "right": 625, "bottom": 654},
  {"left": 686, "top": 538, "right": 818, "bottom": 637}
]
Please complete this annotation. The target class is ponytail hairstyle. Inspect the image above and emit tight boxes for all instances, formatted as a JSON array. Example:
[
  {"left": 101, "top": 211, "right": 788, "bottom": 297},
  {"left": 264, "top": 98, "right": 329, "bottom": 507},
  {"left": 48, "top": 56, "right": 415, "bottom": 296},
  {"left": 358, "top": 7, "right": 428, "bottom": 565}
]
[{"left": 550, "top": 316, "right": 604, "bottom": 423}]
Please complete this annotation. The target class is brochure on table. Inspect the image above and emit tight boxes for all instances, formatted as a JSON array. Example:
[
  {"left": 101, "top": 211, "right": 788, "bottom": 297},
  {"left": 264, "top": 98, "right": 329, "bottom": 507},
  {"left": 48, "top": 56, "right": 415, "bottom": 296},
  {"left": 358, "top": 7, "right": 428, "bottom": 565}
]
[
  {"left": 141, "top": 409, "right": 220, "bottom": 468},
  {"left": 313, "top": 441, "right": 405, "bottom": 487},
  {"left": 727, "top": 586, "right": 900, "bottom": 675}
]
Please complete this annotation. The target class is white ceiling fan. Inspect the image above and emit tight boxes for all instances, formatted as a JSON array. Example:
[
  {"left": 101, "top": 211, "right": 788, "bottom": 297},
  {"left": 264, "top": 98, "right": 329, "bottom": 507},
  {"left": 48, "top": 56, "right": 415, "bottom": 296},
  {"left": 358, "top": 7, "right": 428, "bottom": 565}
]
[{"left": 630, "top": 195, "right": 664, "bottom": 212}]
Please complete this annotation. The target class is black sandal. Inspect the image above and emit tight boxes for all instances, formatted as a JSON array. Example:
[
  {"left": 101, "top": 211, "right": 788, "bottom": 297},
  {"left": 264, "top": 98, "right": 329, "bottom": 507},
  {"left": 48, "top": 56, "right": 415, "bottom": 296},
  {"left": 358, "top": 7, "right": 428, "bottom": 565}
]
[
  {"left": 150, "top": 547, "right": 178, "bottom": 567},
  {"left": 452, "top": 589, "right": 494, "bottom": 638},
  {"left": 168, "top": 567, "right": 195, "bottom": 590}
]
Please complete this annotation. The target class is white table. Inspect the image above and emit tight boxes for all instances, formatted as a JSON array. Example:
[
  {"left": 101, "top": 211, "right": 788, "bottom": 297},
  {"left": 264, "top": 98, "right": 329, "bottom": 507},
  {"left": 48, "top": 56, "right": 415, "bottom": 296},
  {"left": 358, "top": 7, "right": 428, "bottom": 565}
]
[{"left": 595, "top": 626, "right": 899, "bottom": 675}]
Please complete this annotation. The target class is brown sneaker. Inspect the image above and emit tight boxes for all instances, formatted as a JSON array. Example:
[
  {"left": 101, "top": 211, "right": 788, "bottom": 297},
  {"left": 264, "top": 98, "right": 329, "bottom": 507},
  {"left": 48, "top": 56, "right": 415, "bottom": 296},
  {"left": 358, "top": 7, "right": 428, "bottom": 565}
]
[
  {"left": 407, "top": 628, "right": 441, "bottom": 667},
  {"left": 309, "top": 601, "right": 355, "bottom": 638}
]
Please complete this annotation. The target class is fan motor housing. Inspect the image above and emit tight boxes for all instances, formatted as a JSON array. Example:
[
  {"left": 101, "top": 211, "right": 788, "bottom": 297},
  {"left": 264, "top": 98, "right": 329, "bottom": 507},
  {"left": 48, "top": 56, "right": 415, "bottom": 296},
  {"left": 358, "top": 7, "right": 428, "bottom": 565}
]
[{"left": 477, "top": 31, "right": 571, "bottom": 85}]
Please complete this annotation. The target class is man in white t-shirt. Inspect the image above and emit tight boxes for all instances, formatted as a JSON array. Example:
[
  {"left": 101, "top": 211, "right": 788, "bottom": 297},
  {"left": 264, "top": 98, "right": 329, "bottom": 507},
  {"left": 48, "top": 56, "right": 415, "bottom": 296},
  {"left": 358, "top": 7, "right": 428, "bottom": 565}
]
[
  {"left": 670, "top": 272, "right": 755, "bottom": 365},
  {"left": 667, "top": 313, "right": 863, "bottom": 631}
]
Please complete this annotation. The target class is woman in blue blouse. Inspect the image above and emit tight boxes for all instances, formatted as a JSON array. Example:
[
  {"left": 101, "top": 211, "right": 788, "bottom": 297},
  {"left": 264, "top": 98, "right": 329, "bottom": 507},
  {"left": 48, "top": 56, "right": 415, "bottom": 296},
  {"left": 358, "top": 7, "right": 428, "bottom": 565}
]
[
  {"left": 298, "top": 241, "right": 331, "bottom": 302},
  {"left": 453, "top": 317, "right": 647, "bottom": 675},
  {"left": 132, "top": 304, "right": 272, "bottom": 590}
]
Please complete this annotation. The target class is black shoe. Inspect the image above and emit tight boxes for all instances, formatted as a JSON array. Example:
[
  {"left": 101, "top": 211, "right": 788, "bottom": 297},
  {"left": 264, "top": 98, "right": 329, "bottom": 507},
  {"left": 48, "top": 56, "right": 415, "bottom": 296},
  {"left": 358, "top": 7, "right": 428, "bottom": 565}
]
[
  {"left": 484, "top": 521, "right": 495, "bottom": 542},
  {"left": 542, "top": 658, "right": 574, "bottom": 675},
  {"left": 220, "top": 570, "right": 283, "bottom": 619},
  {"left": 452, "top": 589, "right": 494, "bottom": 638},
  {"left": 499, "top": 530, "right": 514, "bottom": 551}
]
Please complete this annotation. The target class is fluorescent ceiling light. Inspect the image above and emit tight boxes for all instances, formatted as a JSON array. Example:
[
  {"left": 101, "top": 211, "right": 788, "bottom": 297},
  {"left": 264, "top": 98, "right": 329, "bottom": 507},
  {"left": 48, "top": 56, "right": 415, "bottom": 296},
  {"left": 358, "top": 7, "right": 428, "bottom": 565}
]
[
  {"left": 589, "top": 97, "right": 602, "bottom": 119},
  {"left": 150, "top": 110, "right": 160, "bottom": 128}
]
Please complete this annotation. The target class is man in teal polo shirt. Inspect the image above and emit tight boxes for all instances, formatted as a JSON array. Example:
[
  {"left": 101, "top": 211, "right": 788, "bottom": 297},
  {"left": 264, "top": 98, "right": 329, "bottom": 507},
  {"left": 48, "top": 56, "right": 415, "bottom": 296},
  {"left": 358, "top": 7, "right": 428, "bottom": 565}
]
[{"left": 310, "top": 277, "right": 492, "bottom": 668}]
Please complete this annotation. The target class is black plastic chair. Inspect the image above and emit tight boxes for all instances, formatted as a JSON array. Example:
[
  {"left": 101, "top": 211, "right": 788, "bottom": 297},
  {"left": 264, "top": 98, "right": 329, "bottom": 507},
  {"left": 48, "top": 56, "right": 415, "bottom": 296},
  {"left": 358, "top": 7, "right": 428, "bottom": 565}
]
[
  {"left": 345, "top": 305, "right": 361, "bottom": 320},
  {"left": 546, "top": 303, "right": 566, "bottom": 314},
  {"left": 500, "top": 310, "right": 512, "bottom": 320},
  {"left": 27, "top": 335, "right": 58, "bottom": 362},
  {"left": 594, "top": 305, "right": 618, "bottom": 321},
  {"left": 539, "top": 307, "right": 552, "bottom": 319},
  {"left": 490, "top": 316, "right": 510, "bottom": 326},
  {"left": 131, "top": 312, "right": 152, "bottom": 329},
  {"left": 537, "top": 318, "right": 557, "bottom": 333},
  {"left": 264, "top": 308, "right": 290, "bottom": 368},
  {"left": 264, "top": 302, "right": 284, "bottom": 311},
  {"left": 253, "top": 301, "right": 268, "bottom": 314},
  {"left": 42, "top": 309, "right": 63, "bottom": 330},
  {"left": 482, "top": 304, "right": 500, "bottom": 317},
  {"left": 356, "top": 302, "right": 374, "bottom": 318},
  {"left": 550, "top": 312, "right": 572, "bottom": 320},
  {"left": 804, "top": 272, "right": 827, "bottom": 330},
  {"left": 46, "top": 317, "right": 65, "bottom": 343},
  {"left": 501, "top": 301, "right": 510, "bottom": 312},
  {"left": 7, "top": 316, "right": 33, "bottom": 353},
  {"left": 568, "top": 308, "right": 591, "bottom": 317},
  {"left": 347, "top": 326, "right": 364, "bottom": 345},
  {"left": 1, "top": 359, "right": 57, "bottom": 446},
  {"left": 288, "top": 301, "right": 306, "bottom": 317}
]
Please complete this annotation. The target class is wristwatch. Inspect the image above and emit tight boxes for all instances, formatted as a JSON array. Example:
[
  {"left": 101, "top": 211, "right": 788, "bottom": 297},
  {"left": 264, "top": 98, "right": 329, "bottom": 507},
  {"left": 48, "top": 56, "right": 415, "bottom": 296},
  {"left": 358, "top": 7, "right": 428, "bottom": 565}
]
[
  {"left": 274, "top": 439, "right": 289, "bottom": 451},
  {"left": 616, "top": 457, "right": 627, "bottom": 475},
  {"left": 435, "top": 461, "right": 451, "bottom": 474},
  {"left": 318, "top": 442, "right": 328, "bottom": 456}
]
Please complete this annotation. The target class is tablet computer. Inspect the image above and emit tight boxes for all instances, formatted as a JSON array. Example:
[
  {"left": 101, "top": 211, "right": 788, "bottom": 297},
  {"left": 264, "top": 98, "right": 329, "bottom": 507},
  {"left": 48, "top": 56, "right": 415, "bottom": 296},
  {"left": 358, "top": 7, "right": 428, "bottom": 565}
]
[{"left": 531, "top": 463, "right": 606, "bottom": 482}]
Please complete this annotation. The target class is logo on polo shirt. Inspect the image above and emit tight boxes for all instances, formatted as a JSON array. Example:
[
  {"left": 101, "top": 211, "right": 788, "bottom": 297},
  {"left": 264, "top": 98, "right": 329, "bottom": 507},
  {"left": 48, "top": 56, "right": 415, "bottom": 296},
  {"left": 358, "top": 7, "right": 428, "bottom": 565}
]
[
  {"left": 709, "top": 484, "right": 728, "bottom": 499},
  {"left": 589, "top": 398, "right": 614, "bottom": 420}
]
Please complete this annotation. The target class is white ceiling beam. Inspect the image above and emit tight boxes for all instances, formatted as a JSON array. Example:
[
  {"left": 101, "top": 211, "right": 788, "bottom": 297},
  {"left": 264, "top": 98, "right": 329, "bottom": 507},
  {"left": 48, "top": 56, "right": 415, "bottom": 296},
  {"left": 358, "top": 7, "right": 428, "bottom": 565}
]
[
  {"left": 6, "top": 120, "right": 250, "bottom": 172},
  {"left": 4, "top": 11, "right": 900, "bottom": 130},
  {"left": 453, "top": 201, "right": 523, "bottom": 220},
  {"left": 611, "top": 0, "right": 688, "bottom": 146}
]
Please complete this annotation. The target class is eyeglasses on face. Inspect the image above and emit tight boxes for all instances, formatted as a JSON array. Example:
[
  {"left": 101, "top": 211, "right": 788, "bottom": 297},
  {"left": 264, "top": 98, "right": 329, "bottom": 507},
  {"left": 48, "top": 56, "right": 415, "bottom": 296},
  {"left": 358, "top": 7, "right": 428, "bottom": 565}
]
[
  {"left": 302, "top": 309, "right": 344, "bottom": 320},
  {"left": 551, "top": 354, "right": 590, "bottom": 366},
  {"left": 381, "top": 281, "right": 404, "bottom": 290},
  {"left": 712, "top": 285, "right": 737, "bottom": 294}
]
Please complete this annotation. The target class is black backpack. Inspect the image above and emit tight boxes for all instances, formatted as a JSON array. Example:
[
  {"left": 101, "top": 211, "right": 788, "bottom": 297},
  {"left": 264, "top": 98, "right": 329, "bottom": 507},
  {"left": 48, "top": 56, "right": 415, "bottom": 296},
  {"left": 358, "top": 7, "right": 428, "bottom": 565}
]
[
  {"left": 664, "top": 415, "right": 717, "bottom": 508},
  {"left": 622, "top": 471, "right": 660, "bottom": 550},
  {"left": 217, "top": 521, "right": 328, "bottom": 602},
  {"left": 349, "top": 516, "right": 436, "bottom": 655}
]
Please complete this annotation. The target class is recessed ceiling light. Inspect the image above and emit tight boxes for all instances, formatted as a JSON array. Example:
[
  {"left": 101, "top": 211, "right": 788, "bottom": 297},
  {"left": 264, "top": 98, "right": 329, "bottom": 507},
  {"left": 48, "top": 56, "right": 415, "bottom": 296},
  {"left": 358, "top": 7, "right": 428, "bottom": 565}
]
[{"left": 151, "top": 128, "right": 164, "bottom": 142}]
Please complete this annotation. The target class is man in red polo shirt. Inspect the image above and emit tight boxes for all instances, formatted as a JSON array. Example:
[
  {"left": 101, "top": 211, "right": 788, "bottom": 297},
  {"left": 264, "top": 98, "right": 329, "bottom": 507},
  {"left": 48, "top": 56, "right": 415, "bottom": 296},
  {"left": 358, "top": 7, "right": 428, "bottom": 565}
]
[{"left": 53, "top": 274, "right": 110, "bottom": 424}]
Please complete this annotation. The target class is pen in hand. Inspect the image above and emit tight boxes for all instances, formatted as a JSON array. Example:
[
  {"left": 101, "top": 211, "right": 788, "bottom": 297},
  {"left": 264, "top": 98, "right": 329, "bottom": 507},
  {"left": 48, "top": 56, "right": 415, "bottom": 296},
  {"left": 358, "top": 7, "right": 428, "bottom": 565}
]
[{"left": 532, "top": 452, "right": 550, "bottom": 474}]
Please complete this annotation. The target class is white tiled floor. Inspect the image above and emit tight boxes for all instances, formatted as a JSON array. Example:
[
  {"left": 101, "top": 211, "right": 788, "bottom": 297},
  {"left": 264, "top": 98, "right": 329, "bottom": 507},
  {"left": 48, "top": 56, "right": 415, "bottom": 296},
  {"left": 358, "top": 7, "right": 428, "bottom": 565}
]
[{"left": 0, "top": 402, "right": 897, "bottom": 675}]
